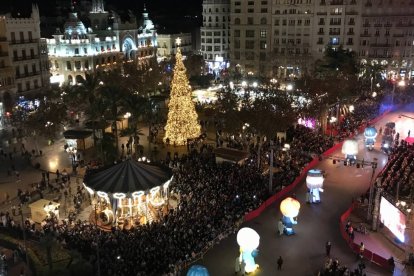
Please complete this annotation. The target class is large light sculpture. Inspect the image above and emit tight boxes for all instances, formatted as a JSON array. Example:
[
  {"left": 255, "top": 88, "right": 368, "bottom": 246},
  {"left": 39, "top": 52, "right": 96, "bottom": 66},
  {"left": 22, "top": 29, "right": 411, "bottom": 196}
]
[
  {"left": 280, "top": 197, "right": 301, "bottom": 235},
  {"left": 186, "top": 265, "right": 210, "bottom": 276},
  {"left": 364, "top": 126, "right": 377, "bottom": 151},
  {"left": 306, "top": 169, "right": 324, "bottom": 203},
  {"left": 236, "top": 227, "right": 260, "bottom": 273},
  {"left": 341, "top": 139, "right": 358, "bottom": 162}
]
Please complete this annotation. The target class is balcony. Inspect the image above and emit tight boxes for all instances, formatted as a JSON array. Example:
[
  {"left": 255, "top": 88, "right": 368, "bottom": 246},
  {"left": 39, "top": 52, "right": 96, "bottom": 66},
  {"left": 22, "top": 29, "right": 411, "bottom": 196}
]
[
  {"left": 393, "top": 34, "right": 405, "bottom": 37},
  {"left": 13, "top": 55, "right": 39, "bottom": 61},
  {"left": 318, "top": 21, "right": 325, "bottom": 25},
  {"left": 347, "top": 32, "right": 354, "bottom": 35},
  {"left": 348, "top": 21, "right": 355, "bottom": 25},
  {"left": 318, "top": 31, "right": 325, "bottom": 35},
  {"left": 330, "top": 22, "right": 341, "bottom": 25},
  {"left": 330, "top": 1, "right": 344, "bottom": 5},
  {"left": 363, "top": 23, "right": 370, "bottom": 27},
  {"left": 370, "top": 43, "right": 391, "bottom": 47},
  {"left": 329, "top": 32, "right": 341, "bottom": 35},
  {"left": 15, "top": 71, "right": 40, "bottom": 79},
  {"left": 346, "top": 11, "right": 358, "bottom": 15},
  {"left": 9, "top": 39, "right": 39, "bottom": 45},
  {"left": 360, "top": 33, "right": 371, "bottom": 37},
  {"left": 317, "top": 12, "right": 327, "bottom": 15},
  {"left": 0, "top": 37, "right": 7, "bottom": 42}
]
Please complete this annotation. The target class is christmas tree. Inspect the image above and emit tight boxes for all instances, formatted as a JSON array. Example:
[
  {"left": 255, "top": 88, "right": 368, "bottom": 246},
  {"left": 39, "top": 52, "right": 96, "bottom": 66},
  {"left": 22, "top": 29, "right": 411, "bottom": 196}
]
[{"left": 164, "top": 39, "right": 201, "bottom": 145}]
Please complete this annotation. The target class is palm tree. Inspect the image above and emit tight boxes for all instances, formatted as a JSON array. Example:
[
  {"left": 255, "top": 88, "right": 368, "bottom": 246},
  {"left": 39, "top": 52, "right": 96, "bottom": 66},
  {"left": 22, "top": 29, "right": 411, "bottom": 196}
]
[
  {"left": 360, "top": 62, "right": 386, "bottom": 93},
  {"left": 120, "top": 93, "right": 148, "bottom": 154}
]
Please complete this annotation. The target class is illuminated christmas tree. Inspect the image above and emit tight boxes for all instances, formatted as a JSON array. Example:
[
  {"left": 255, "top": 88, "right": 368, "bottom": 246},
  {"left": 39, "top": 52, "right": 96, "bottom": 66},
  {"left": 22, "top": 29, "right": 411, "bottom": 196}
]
[{"left": 164, "top": 38, "right": 201, "bottom": 145}]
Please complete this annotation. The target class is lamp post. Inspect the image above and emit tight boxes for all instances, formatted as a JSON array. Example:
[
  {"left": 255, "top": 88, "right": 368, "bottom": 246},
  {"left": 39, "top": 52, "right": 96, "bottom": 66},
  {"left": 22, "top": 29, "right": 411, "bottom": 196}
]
[
  {"left": 367, "top": 159, "right": 378, "bottom": 222},
  {"left": 16, "top": 207, "right": 29, "bottom": 274}
]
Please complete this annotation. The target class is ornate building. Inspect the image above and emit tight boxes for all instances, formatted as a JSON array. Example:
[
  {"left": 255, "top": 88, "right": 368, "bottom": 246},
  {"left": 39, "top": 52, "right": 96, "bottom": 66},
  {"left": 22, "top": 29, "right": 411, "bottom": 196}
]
[{"left": 47, "top": 2, "right": 158, "bottom": 86}]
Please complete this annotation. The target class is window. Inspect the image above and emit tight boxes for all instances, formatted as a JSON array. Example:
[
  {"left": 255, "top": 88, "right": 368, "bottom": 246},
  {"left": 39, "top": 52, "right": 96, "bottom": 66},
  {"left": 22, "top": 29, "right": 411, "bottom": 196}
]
[
  {"left": 22, "top": 50, "right": 26, "bottom": 59},
  {"left": 24, "top": 65, "right": 28, "bottom": 75},
  {"left": 17, "top": 83, "right": 22, "bottom": 92},
  {"left": 10, "top": 32, "right": 15, "bottom": 42},
  {"left": 245, "top": 51, "right": 255, "bottom": 60},
  {"left": 75, "top": 61, "right": 81, "bottom": 70},
  {"left": 28, "top": 31, "right": 32, "bottom": 41},
  {"left": 75, "top": 48, "right": 79, "bottom": 55},
  {"left": 32, "top": 63, "right": 36, "bottom": 73},
  {"left": 66, "top": 61, "right": 72, "bottom": 70},
  {"left": 84, "top": 48, "right": 87, "bottom": 54},
  {"left": 261, "top": 8, "right": 268, "bottom": 13},
  {"left": 248, "top": 9, "right": 254, "bottom": 13},
  {"left": 26, "top": 81, "right": 30, "bottom": 90},
  {"left": 274, "top": 19, "right": 280, "bottom": 26},
  {"left": 235, "top": 1, "right": 241, "bottom": 5},
  {"left": 19, "top": 31, "right": 24, "bottom": 41},
  {"left": 245, "top": 40, "right": 255, "bottom": 49},
  {"left": 54, "top": 60, "right": 59, "bottom": 69},
  {"left": 234, "top": 30, "right": 240, "bottom": 37},
  {"left": 15, "top": 66, "right": 20, "bottom": 77},
  {"left": 13, "top": 50, "right": 17, "bottom": 60},
  {"left": 246, "top": 30, "right": 255, "bottom": 37},
  {"left": 260, "top": 41, "right": 267, "bottom": 49},
  {"left": 235, "top": 18, "right": 241, "bottom": 25},
  {"left": 260, "top": 18, "right": 267, "bottom": 24},
  {"left": 260, "top": 52, "right": 266, "bottom": 61},
  {"left": 30, "top": 48, "right": 34, "bottom": 58},
  {"left": 34, "top": 79, "right": 38, "bottom": 88},
  {"left": 248, "top": 17, "right": 254, "bottom": 24},
  {"left": 260, "top": 30, "right": 267, "bottom": 38},
  {"left": 305, "top": 19, "right": 310, "bottom": 26},
  {"left": 248, "top": 1, "right": 254, "bottom": 5},
  {"left": 234, "top": 40, "right": 240, "bottom": 49},
  {"left": 214, "top": 38, "right": 221, "bottom": 43}
]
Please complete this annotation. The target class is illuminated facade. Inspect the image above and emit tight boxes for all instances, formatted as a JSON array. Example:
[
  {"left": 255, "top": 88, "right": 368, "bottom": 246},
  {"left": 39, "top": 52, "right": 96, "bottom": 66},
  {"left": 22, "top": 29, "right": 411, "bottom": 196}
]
[
  {"left": 201, "top": 0, "right": 231, "bottom": 75},
  {"left": 204, "top": 0, "right": 414, "bottom": 79},
  {"left": 47, "top": 3, "right": 158, "bottom": 86},
  {"left": 0, "top": 5, "right": 49, "bottom": 98}
]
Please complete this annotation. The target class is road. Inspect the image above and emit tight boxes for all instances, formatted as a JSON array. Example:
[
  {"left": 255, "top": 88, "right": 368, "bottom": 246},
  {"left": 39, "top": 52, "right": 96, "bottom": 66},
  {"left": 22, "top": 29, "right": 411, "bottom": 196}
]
[{"left": 198, "top": 108, "right": 414, "bottom": 276}]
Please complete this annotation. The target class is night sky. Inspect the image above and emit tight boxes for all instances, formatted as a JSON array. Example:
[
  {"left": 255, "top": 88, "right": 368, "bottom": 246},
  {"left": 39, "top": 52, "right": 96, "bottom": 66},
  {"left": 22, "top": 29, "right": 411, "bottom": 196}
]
[{"left": 0, "top": 0, "right": 203, "bottom": 17}]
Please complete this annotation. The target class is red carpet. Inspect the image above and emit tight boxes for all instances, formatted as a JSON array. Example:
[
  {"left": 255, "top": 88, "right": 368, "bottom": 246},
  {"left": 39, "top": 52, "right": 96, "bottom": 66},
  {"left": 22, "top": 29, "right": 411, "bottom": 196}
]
[{"left": 405, "top": 137, "right": 414, "bottom": 144}]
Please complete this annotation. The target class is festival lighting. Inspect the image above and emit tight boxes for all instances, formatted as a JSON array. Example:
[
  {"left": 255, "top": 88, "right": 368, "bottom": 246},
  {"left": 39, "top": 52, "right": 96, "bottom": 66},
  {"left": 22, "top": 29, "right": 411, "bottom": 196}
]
[
  {"left": 237, "top": 227, "right": 260, "bottom": 273},
  {"left": 341, "top": 139, "right": 359, "bottom": 156},
  {"left": 280, "top": 197, "right": 301, "bottom": 218},
  {"left": 164, "top": 45, "right": 201, "bottom": 145}
]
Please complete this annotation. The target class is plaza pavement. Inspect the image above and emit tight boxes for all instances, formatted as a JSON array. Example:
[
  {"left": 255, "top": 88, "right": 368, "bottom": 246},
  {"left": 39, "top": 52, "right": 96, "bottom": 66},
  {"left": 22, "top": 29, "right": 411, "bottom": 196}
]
[{"left": 197, "top": 109, "right": 414, "bottom": 276}]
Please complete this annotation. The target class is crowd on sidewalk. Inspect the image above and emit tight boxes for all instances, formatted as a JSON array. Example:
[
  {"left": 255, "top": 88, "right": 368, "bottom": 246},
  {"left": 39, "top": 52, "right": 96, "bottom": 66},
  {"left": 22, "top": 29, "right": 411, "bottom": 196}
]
[{"left": 0, "top": 95, "right": 386, "bottom": 275}]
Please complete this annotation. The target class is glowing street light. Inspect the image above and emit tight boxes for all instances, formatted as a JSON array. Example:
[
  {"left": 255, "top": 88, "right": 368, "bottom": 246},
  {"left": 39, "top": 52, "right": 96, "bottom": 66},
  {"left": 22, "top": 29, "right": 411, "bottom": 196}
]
[
  {"left": 241, "top": 81, "right": 247, "bottom": 88},
  {"left": 286, "top": 84, "right": 293, "bottom": 91}
]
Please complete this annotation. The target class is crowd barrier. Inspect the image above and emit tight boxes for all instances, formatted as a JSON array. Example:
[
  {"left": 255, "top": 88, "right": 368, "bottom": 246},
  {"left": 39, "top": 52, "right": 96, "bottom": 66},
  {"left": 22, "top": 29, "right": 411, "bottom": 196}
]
[{"left": 339, "top": 203, "right": 393, "bottom": 271}]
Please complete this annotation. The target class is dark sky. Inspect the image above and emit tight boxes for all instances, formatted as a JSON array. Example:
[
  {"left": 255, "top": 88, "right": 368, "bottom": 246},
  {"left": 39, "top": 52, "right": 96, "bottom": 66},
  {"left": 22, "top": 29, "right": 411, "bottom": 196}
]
[{"left": 0, "top": 0, "right": 203, "bottom": 17}]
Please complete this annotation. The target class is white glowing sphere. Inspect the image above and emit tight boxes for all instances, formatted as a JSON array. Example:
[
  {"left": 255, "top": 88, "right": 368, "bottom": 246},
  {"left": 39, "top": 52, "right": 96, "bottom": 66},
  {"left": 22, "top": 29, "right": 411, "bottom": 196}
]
[
  {"left": 341, "top": 139, "right": 358, "bottom": 156},
  {"left": 306, "top": 169, "right": 324, "bottom": 189},
  {"left": 237, "top": 227, "right": 260, "bottom": 251},
  {"left": 280, "top": 197, "right": 301, "bottom": 218}
]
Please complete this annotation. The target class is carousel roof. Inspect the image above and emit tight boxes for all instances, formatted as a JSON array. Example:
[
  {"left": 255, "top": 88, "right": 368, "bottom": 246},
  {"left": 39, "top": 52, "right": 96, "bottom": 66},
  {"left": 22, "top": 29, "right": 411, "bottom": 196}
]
[{"left": 83, "top": 159, "right": 172, "bottom": 194}]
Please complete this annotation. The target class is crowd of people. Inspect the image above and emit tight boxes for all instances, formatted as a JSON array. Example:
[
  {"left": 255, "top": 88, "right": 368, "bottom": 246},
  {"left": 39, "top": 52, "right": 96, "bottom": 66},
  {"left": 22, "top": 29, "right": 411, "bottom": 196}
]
[
  {"left": 378, "top": 140, "right": 414, "bottom": 199},
  {"left": 0, "top": 93, "right": 389, "bottom": 275}
]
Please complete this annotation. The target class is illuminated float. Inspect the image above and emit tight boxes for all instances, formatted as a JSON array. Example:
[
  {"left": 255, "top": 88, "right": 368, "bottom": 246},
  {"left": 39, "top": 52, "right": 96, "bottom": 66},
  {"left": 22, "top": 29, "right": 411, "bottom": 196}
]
[
  {"left": 341, "top": 139, "right": 358, "bottom": 164},
  {"left": 306, "top": 169, "right": 324, "bottom": 203},
  {"left": 364, "top": 126, "right": 377, "bottom": 151},
  {"left": 280, "top": 197, "right": 301, "bottom": 235},
  {"left": 237, "top": 227, "right": 260, "bottom": 273},
  {"left": 187, "top": 265, "right": 210, "bottom": 276},
  {"left": 83, "top": 158, "right": 173, "bottom": 229}
]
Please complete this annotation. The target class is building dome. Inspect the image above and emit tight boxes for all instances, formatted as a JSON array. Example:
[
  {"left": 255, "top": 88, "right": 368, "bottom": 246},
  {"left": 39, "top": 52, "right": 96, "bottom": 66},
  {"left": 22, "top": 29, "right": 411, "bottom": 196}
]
[
  {"left": 139, "top": 7, "right": 155, "bottom": 32},
  {"left": 64, "top": 12, "right": 87, "bottom": 38}
]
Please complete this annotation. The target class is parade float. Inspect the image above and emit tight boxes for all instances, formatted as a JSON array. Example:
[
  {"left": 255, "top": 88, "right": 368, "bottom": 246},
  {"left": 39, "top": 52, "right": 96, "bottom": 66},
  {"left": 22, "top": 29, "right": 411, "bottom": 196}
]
[
  {"left": 280, "top": 197, "right": 301, "bottom": 235},
  {"left": 236, "top": 227, "right": 260, "bottom": 273},
  {"left": 364, "top": 126, "right": 377, "bottom": 151},
  {"left": 341, "top": 139, "right": 358, "bottom": 164},
  {"left": 83, "top": 158, "right": 173, "bottom": 229},
  {"left": 306, "top": 169, "right": 324, "bottom": 203}
]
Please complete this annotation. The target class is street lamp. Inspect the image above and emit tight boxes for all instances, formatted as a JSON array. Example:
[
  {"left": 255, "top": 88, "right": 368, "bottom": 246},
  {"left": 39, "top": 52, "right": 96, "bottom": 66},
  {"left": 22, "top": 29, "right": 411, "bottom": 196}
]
[
  {"left": 391, "top": 79, "right": 406, "bottom": 105},
  {"left": 15, "top": 206, "right": 29, "bottom": 274},
  {"left": 286, "top": 84, "right": 293, "bottom": 91}
]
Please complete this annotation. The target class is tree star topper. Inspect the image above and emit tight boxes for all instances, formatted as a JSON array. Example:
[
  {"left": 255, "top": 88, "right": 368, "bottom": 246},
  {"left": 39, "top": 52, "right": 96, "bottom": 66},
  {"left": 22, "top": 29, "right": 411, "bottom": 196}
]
[{"left": 175, "top": 37, "right": 181, "bottom": 46}]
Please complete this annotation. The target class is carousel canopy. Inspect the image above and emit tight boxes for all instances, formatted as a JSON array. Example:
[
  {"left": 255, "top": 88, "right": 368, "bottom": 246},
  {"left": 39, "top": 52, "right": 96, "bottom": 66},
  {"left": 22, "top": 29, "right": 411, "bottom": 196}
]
[{"left": 83, "top": 159, "right": 172, "bottom": 194}]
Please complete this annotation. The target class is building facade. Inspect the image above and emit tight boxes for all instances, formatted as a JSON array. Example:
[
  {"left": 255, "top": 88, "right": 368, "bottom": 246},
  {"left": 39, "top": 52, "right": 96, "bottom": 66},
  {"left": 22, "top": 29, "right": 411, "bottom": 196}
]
[
  {"left": 0, "top": 5, "right": 49, "bottom": 98},
  {"left": 208, "top": 0, "right": 414, "bottom": 79},
  {"left": 47, "top": 2, "right": 158, "bottom": 86},
  {"left": 157, "top": 33, "right": 192, "bottom": 59},
  {"left": 201, "top": 0, "right": 231, "bottom": 75}
]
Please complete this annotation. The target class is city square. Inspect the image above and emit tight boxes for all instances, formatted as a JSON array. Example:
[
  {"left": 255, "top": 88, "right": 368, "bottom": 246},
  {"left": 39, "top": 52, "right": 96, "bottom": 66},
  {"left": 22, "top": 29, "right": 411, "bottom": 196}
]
[{"left": 1, "top": 0, "right": 414, "bottom": 276}]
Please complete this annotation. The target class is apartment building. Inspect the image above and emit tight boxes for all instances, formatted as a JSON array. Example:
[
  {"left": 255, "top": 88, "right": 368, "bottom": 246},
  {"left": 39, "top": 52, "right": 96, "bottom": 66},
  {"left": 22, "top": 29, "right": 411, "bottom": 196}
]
[
  {"left": 0, "top": 5, "right": 49, "bottom": 97},
  {"left": 207, "top": 0, "right": 414, "bottom": 78},
  {"left": 201, "top": 0, "right": 231, "bottom": 75},
  {"left": 358, "top": 0, "right": 414, "bottom": 78},
  {"left": 157, "top": 33, "right": 192, "bottom": 60}
]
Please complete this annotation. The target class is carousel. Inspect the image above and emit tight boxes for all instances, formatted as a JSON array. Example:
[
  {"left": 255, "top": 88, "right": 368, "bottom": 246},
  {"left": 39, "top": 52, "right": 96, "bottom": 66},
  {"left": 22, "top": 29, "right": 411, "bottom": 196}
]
[{"left": 83, "top": 159, "right": 173, "bottom": 230}]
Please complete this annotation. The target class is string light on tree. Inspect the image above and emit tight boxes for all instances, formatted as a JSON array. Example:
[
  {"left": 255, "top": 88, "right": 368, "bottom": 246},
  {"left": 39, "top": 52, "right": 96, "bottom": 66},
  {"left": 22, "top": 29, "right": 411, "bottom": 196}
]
[{"left": 164, "top": 38, "right": 201, "bottom": 146}]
